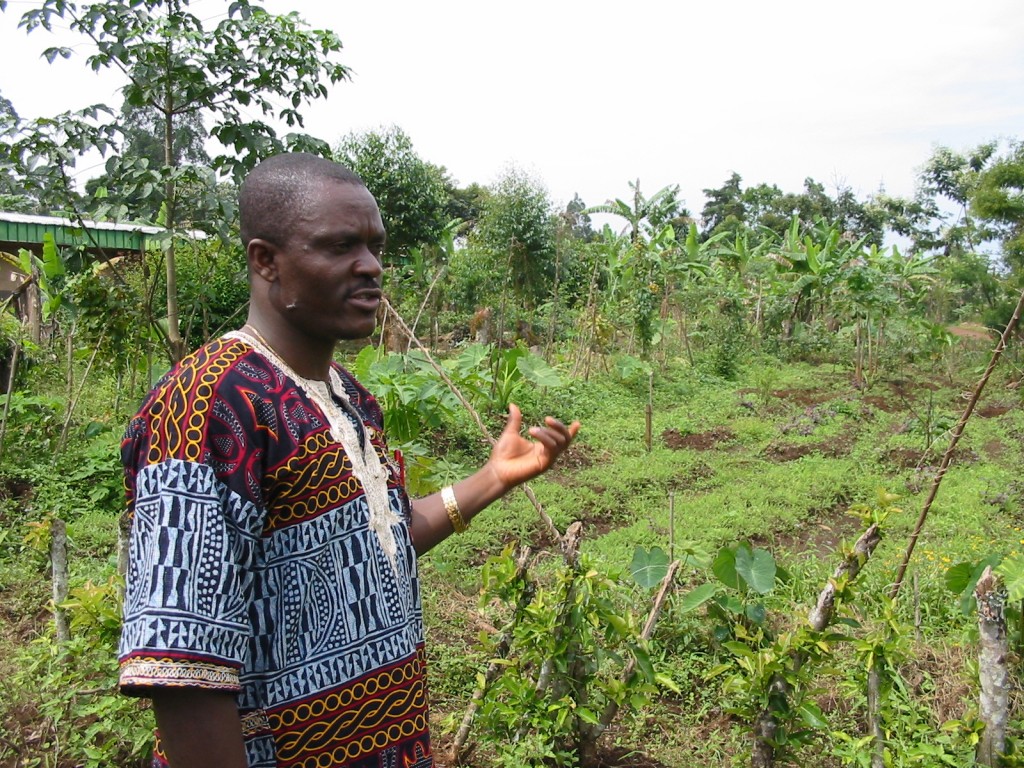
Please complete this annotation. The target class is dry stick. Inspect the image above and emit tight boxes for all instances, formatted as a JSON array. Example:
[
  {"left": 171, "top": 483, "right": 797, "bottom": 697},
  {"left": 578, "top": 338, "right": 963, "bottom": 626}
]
[
  {"left": 0, "top": 338, "right": 22, "bottom": 464},
  {"left": 382, "top": 299, "right": 564, "bottom": 548},
  {"left": 451, "top": 546, "right": 536, "bottom": 763},
  {"left": 755, "top": 523, "right": 883, "bottom": 768},
  {"left": 890, "top": 287, "right": 1024, "bottom": 600},
  {"left": 975, "top": 566, "right": 1009, "bottom": 767},
  {"left": 55, "top": 328, "right": 107, "bottom": 455},
  {"left": 407, "top": 266, "right": 447, "bottom": 351}
]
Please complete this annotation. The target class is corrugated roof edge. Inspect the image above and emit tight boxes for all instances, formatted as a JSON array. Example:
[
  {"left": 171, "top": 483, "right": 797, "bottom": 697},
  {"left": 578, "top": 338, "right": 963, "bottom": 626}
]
[{"left": 0, "top": 211, "right": 208, "bottom": 239}]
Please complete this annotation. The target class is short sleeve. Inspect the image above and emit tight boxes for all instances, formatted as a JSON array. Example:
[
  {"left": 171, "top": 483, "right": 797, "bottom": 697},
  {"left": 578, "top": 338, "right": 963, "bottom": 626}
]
[{"left": 118, "top": 459, "right": 263, "bottom": 694}]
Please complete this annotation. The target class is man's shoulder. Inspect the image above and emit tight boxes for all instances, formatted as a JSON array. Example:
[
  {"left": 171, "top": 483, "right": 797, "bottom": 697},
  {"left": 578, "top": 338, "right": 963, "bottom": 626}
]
[
  {"left": 126, "top": 337, "right": 275, "bottom": 434},
  {"left": 146, "top": 337, "right": 276, "bottom": 402},
  {"left": 123, "top": 337, "right": 283, "bottom": 467}
]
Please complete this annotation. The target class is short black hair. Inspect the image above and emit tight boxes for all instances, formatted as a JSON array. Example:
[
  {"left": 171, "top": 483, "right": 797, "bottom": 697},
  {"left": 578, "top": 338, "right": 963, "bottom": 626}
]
[{"left": 239, "top": 153, "right": 365, "bottom": 247}]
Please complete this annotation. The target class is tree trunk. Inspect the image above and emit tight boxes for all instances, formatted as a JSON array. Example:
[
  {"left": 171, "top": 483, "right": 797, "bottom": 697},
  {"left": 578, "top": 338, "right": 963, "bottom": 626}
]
[
  {"left": 163, "top": 75, "right": 185, "bottom": 362},
  {"left": 27, "top": 259, "right": 42, "bottom": 345},
  {"left": 976, "top": 567, "right": 1009, "bottom": 767}
]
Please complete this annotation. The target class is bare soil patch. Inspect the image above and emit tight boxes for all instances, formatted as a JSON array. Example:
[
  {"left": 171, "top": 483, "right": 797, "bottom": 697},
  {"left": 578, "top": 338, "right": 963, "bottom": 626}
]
[
  {"left": 862, "top": 394, "right": 902, "bottom": 413},
  {"left": 555, "top": 444, "right": 598, "bottom": 471},
  {"left": 754, "top": 502, "right": 859, "bottom": 558},
  {"left": 662, "top": 427, "right": 735, "bottom": 451},
  {"left": 978, "top": 402, "right": 1014, "bottom": 418},
  {"left": 772, "top": 388, "right": 836, "bottom": 407},
  {"left": 948, "top": 322, "right": 995, "bottom": 342},
  {"left": 763, "top": 443, "right": 816, "bottom": 462},
  {"left": 983, "top": 440, "right": 1006, "bottom": 459},
  {"left": 885, "top": 446, "right": 977, "bottom": 470}
]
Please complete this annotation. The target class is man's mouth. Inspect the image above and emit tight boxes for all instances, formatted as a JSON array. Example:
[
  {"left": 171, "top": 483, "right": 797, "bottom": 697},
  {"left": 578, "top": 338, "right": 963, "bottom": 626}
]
[{"left": 347, "top": 287, "right": 382, "bottom": 309}]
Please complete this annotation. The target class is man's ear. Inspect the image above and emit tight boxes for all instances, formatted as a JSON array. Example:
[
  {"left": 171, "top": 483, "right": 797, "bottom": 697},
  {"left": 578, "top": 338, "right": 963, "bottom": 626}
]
[{"left": 247, "top": 239, "right": 279, "bottom": 284}]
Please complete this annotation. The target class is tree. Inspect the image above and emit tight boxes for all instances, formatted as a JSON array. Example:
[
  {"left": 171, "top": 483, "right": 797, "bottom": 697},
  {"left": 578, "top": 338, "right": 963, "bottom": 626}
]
[
  {"left": 562, "top": 193, "right": 596, "bottom": 243},
  {"left": 918, "top": 142, "right": 999, "bottom": 256},
  {"left": 4, "top": 0, "right": 350, "bottom": 360},
  {"left": 336, "top": 125, "right": 451, "bottom": 262},
  {"left": 701, "top": 172, "right": 746, "bottom": 238},
  {"left": 971, "top": 140, "right": 1024, "bottom": 274},
  {"left": 84, "top": 102, "right": 210, "bottom": 224},
  {"left": 475, "top": 167, "right": 556, "bottom": 308},
  {"left": 0, "top": 93, "right": 44, "bottom": 213}
]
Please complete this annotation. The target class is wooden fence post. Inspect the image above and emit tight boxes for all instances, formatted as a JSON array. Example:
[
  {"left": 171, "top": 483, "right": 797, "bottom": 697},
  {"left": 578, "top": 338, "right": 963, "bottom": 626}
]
[
  {"left": 51, "top": 518, "right": 70, "bottom": 643},
  {"left": 976, "top": 567, "right": 1009, "bottom": 767}
]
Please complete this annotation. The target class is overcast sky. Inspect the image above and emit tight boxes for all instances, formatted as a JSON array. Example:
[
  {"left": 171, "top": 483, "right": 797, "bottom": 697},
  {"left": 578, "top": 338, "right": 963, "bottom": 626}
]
[{"left": 2, "top": 0, "right": 1022, "bottom": 218}]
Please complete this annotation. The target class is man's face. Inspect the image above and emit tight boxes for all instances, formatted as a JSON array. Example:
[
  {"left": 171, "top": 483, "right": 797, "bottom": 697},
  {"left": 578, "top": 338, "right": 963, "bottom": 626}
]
[{"left": 268, "top": 180, "right": 386, "bottom": 342}]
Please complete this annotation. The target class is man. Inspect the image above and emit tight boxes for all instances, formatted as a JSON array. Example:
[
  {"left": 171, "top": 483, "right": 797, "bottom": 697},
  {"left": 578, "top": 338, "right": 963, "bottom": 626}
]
[{"left": 118, "top": 153, "right": 579, "bottom": 768}]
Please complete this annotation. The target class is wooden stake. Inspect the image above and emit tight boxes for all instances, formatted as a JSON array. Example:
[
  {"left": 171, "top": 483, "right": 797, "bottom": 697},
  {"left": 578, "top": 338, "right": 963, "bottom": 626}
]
[
  {"left": 51, "top": 519, "right": 70, "bottom": 643},
  {"left": 975, "top": 567, "right": 1009, "bottom": 767},
  {"left": 669, "top": 492, "right": 676, "bottom": 562},
  {"left": 0, "top": 337, "right": 21, "bottom": 464}
]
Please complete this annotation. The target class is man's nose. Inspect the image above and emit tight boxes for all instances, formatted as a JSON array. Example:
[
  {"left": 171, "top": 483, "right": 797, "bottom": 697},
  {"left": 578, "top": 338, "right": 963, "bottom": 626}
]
[{"left": 354, "top": 247, "right": 384, "bottom": 277}]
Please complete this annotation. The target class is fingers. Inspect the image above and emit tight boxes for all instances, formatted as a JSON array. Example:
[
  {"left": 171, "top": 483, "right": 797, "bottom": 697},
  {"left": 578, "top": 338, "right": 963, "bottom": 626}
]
[{"left": 509, "top": 405, "right": 578, "bottom": 456}]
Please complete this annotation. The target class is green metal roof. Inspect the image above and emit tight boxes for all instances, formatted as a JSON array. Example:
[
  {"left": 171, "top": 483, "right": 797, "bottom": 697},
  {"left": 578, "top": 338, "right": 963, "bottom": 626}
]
[{"left": 0, "top": 212, "right": 162, "bottom": 253}]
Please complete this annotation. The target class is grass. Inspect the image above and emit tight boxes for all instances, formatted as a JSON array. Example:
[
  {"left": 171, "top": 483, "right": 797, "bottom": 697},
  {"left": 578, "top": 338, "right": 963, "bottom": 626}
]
[{"left": 1, "top": 343, "right": 1021, "bottom": 767}]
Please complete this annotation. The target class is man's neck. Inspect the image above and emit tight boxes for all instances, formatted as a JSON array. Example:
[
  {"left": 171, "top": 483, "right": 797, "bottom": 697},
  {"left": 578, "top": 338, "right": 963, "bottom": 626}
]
[{"left": 241, "top": 318, "right": 335, "bottom": 382}]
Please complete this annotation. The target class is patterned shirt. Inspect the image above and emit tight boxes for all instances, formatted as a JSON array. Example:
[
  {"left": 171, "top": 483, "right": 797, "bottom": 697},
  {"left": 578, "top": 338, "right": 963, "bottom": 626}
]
[{"left": 118, "top": 337, "right": 433, "bottom": 768}]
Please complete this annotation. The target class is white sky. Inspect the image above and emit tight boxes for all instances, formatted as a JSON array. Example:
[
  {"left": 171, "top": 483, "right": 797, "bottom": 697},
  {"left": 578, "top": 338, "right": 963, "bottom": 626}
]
[{"left": 2, "top": 0, "right": 1022, "bottom": 218}]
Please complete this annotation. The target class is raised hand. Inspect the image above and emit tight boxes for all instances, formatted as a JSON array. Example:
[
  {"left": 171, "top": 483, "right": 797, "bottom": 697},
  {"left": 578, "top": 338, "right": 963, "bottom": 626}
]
[{"left": 484, "top": 403, "right": 581, "bottom": 491}]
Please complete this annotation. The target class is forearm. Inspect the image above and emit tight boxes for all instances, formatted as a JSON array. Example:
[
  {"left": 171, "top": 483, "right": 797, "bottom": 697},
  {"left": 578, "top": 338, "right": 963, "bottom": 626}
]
[
  {"left": 409, "top": 462, "right": 509, "bottom": 555},
  {"left": 152, "top": 689, "right": 248, "bottom": 768}
]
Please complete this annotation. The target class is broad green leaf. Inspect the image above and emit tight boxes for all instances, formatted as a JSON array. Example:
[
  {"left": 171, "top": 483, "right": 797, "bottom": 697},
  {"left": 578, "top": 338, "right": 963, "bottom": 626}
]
[
  {"left": 577, "top": 707, "right": 599, "bottom": 725},
  {"left": 996, "top": 553, "right": 1024, "bottom": 602},
  {"left": 798, "top": 702, "right": 828, "bottom": 729},
  {"left": 679, "top": 582, "right": 719, "bottom": 613},
  {"left": 721, "top": 641, "right": 755, "bottom": 658},
  {"left": 715, "top": 594, "right": 744, "bottom": 615},
  {"left": 944, "top": 561, "right": 975, "bottom": 594},
  {"left": 654, "top": 673, "right": 681, "bottom": 694},
  {"left": 736, "top": 546, "right": 777, "bottom": 595},
  {"left": 633, "top": 646, "right": 655, "bottom": 681},
  {"left": 949, "top": 555, "right": 1002, "bottom": 614},
  {"left": 630, "top": 546, "right": 670, "bottom": 589},
  {"left": 712, "top": 546, "right": 741, "bottom": 589},
  {"left": 83, "top": 421, "right": 107, "bottom": 438},
  {"left": 516, "top": 354, "right": 562, "bottom": 388},
  {"left": 745, "top": 603, "right": 767, "bottom": 625}
]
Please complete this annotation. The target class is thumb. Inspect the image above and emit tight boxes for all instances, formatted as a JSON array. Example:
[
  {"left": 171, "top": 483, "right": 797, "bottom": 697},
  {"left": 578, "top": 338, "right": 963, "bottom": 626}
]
[{"left": 501, "top": 403, "right": 523, "bottom": 438}]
